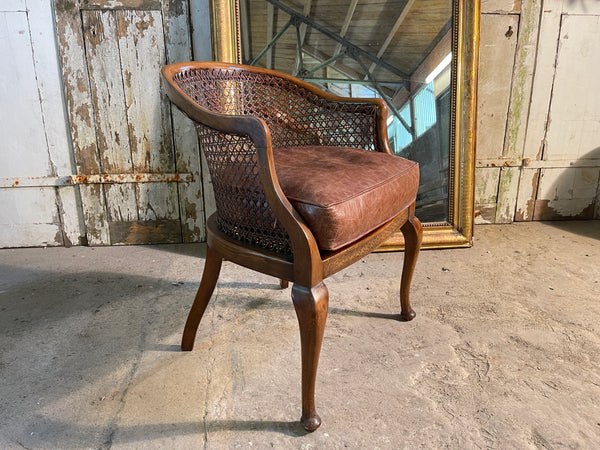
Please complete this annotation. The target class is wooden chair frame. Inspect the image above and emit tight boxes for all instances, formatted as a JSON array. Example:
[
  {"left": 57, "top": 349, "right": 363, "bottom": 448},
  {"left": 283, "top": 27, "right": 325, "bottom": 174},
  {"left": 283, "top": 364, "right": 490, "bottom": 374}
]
[{"left": 162, "top": 62, "right": 423, "bottom": 431}]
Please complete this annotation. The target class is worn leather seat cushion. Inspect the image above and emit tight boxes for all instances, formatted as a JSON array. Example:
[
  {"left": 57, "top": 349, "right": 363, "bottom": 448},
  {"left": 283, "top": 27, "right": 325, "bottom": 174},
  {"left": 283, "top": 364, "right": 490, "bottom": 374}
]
[{"left": 273, "top": 145, "right": 419, "bottom": 251}]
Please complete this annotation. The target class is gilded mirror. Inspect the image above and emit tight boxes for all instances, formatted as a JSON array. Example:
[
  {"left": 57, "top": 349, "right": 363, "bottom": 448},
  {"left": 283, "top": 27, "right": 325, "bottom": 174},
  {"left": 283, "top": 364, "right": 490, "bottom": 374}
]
[{"left": 209, "top": 0, "right": 479, "bottom": 249}]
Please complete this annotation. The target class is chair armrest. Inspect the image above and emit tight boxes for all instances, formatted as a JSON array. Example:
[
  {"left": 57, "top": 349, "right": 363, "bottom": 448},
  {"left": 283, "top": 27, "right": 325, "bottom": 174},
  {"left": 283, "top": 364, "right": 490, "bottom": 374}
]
[{"left": 162, "top": 65, "right": 322, "bottom": 280}]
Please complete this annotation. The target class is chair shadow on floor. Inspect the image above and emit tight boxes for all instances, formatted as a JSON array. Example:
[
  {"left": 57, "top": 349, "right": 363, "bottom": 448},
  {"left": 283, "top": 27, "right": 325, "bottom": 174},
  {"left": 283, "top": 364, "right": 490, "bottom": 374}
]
[{"left": 205, "top": 419, "right": 310, "bottom": 436}]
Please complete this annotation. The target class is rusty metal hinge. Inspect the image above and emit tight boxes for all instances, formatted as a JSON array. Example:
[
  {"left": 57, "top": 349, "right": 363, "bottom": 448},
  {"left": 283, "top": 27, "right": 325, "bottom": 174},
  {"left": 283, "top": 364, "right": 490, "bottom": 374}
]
[{"left": 0, "top": 173, "right": 194, "bottom": 188}]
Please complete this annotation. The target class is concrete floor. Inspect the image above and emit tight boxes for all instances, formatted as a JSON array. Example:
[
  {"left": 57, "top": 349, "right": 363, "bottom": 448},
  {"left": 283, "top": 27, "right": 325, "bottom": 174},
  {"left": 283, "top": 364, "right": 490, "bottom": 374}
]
[{"left": 1, "top": 221, "right": 599, "bottom": 449}]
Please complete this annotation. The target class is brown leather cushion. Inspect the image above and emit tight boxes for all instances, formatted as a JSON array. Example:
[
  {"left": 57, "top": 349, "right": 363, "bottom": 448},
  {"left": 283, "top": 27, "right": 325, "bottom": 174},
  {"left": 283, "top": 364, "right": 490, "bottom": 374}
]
[{"left": 273, "top": 145, "right": 419, "bottom": 251}]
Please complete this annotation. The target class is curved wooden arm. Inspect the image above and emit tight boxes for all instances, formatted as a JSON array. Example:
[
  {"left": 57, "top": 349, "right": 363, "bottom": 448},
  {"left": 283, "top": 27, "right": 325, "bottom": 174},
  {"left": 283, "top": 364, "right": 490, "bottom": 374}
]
[{"left": 162, "top": 63, "right": 324, "bottom": 285}]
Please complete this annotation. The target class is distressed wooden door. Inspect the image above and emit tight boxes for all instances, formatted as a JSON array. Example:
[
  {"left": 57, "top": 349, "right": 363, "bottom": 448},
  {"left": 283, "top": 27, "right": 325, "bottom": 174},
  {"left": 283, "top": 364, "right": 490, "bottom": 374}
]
[
  {"left": 54, "top": 0, "right": 205, "bottom": 245},
  {"left": 516, "top": 2, "right": 600, "bottom": 221},
  {"left": 475, "top": 0, "right": 600, "bottom": 223},
  {"left": 0, "top": 0, "right": 81, "bottom": 248}
]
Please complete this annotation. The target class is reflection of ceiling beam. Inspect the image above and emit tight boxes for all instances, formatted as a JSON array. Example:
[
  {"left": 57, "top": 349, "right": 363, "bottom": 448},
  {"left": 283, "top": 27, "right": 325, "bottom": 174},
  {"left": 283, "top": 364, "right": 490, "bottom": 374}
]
[
  {"left": 295, "top": 0, "right": 313, "bottom": 74},
  {"left": 302, "top": 44, "right": 404, "bottom": 87},
  {"left": 332, "top": 0, "right": 358, "bottom": 57},
  {"left": 302, "top": 44, "right": 362, "bottom": 80},
  {"left": 303, "top": 78, "right": 404, "bottom": 87},
  {"left": 299, "top": 0, "right": 312, "bottom": 44},
  {"left": 409, "top": 28, "right": 452, "bottom": 90},
  {"left": 264, "top": 0, "right": 408, "bottom": 79},
  {"left": 267, "top": 2, "right": 275, "bottom": 69},
  {"left": 367, "top": 0, "right": 416, "bottom": 75},
  {"left": 240, "top": 0, "right": 251, "bottom": 61}
]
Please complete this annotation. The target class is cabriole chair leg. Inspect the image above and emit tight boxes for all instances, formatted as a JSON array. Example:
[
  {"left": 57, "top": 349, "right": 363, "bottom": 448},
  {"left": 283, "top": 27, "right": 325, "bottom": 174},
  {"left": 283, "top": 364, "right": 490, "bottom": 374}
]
[
  {"left": 399, "top": 215, "right": 423, "bottom": 321},
  {"left": 181, "top": 245, "right": 223, "bottom": 351},
  {"left": 291, "top": 282, "right": 329, "bottom": 432}
]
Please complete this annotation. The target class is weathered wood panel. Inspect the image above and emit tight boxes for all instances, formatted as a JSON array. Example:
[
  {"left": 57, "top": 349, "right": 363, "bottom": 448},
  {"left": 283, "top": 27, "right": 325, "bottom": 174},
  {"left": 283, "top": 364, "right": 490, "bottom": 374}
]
[
  {"left": 1, "top": 10, "right": 50, "bottom": 176},
  {"left": 514, "top": 168, "right": 539, "bottom": 221},
  {"left": 476, "top": 14, "right": 518, "bottom": 160},
  {"left": 0, "top": 7, "right": 63, "bottom": 247},
  {"left": 83, "top": 9, "right": 139, "bottom": 229},
  {"left": 544, "top": 15, "right": 600, "bottom": 161},
  {"left": 162, "top": 0, "right": 207, "bottom": 242},
  {"left": 27, "top": 0, "right": 83, "bottom": 246},
  {"left": 56, "top": 0, "right": 201, "bottom": 245},
  {"left": 481, "top": 0, "right": 520, "bottom": 14},
  {"left": 474, "top": 167, "right": 500, "bottom": 223},
  {"left": 117, "top": 9, "right": 179, "bottom": 224},
  {"left": 503, "top": 0, "right": 541, "bottom": 160},
  {"left": 55, "top": 1, "right": 109, "bottom": 244},
  {"left": 475, "top": 1, "right": 600, "bottom": 223},
  {"left": 1, "top": 0, "right": 26, "bottom": 12}
]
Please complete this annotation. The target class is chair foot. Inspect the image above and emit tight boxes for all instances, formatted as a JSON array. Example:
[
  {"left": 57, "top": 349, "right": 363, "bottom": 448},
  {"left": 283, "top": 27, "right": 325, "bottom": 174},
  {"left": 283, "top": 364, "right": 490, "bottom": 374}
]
[
  {"left": 400, "top": 309, "right": 416, "bottom": 321},
  {"left": 181, "top": 245, "right": 223, "bottom": 351},
  {"left": 300, "top": 411, "right": 322, "bottom": 432},
  {"left": 292, "top": 282, "right": 329, "bottom": 432},
  {"left": 400, "top": 215, "right": 423, "bottom": 320},
  {"left": 280, "top": 279, "right": 289, "bottom": 289}
]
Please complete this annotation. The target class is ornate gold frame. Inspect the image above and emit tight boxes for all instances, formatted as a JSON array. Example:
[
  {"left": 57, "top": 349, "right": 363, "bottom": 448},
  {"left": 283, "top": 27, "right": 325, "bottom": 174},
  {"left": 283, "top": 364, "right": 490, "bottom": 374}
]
[{"left": 209, "top": 0, "right": 480, "bottom": 250}]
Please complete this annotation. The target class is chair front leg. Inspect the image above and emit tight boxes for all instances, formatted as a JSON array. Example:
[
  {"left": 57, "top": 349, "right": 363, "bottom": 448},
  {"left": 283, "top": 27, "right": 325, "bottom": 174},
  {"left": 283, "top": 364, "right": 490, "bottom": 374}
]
[
  {"left": 181, "top": 245, "right": 223, "bottom": 351},
  {"left": 399, "top": 215, "right": 423, "bottom": 321},
  {"left": 291, "top": 282, "right": 329, "bottom": 431}
]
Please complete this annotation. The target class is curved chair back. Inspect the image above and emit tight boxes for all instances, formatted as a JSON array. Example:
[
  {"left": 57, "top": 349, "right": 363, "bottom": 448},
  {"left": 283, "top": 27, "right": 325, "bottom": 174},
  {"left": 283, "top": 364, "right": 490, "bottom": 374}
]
[{"left": 166, "top": 63, "right": 384, "bottom": 256}]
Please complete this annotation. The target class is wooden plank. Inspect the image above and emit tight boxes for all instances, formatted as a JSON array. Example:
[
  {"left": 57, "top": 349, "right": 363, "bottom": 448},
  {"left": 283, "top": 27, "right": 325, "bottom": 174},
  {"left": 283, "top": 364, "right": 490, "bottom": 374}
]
[
  {"left": 476, "top": 14, "right": 519, "bottom": 160},
  {"left": 0, "top": 0, "right": 27, "bottom": 12},
  {"left": 481, "top": 0, "right": 521, "bottom": 14},
  {"left": 544, "top": 15, "right": 600, "bottom": 161},
  {"left": 162, "top": 0, "right": 206, "bottom": 242},
  {"left": 82, "top": 9, "right": 139, "bottom": 227},
  {"left": 503, "top": 0, "right": 542, "bottom": 159},
  {"left": 474, "top": 167, "right": 500, "bottom": 224},
  {"left": 108, "top": 219, "right": 182, "bottom": 244},
  {"left": 490, "top": 1, "right": 544, "bottom": 224},
  {"left": 0, "top": 10, "right": 52, "bottom": 177},
  {"left": 116, "top": 9, "right": 179, "bottom": 223},
  {"left": 27, "top": 0, "right": 84, "bottom": 245},
  {"left": 77, "top": 0, "right": 161, "bottom": 9},
  {"left": 521, "top": 3, "right": 562, "bottom": 160},
  {"left": 54, "top": 0, "right": 109, "bottom": 244},
  {"left": 0, "top": 188, "right": 62, "bottom": 248},
  {"left": 560, "top": 0, "right": 600, "bottom": 15},
  {"left": 0, "top": 223, "right": 63, "bottom": 248},
  {"left": 514, "top": 168, "right": 540, "bottom": 221},
  {"left": 494, "top": 166, "right": 521, "bottom": 223},
  {"left": 0, "top": 9, "right": 64, "bottom": 247}
]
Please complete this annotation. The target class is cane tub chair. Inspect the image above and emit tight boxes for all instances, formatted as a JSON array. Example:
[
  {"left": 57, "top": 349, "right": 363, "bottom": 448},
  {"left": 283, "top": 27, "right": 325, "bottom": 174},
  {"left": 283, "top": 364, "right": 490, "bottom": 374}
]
[{"left": 161, "top": 61, "right": 423, "bottom": 431}]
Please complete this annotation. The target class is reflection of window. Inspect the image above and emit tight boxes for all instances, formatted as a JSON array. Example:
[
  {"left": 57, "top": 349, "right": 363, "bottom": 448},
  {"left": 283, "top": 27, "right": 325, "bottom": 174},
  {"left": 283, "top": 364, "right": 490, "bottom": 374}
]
[
  {"left": 323, "top": 80, "right": 440, "bottom": 156},
  {"left": 387, "top": 81, "right": 437, "bottom": 154},
  {"left": 326, "top": 82, "right": 379, "bottom": 99},
  {"left": 388, "top": 104, "right": 412, "bottom": 151},
  {"left": 413, "top": 83, "right": 436, "bottom": 136}
]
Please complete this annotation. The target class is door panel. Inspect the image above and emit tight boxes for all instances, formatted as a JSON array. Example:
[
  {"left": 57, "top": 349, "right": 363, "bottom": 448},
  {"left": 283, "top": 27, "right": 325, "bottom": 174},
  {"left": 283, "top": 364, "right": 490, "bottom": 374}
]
[{"left": 55, "top": 0, "right": 204, "bottom": 245}]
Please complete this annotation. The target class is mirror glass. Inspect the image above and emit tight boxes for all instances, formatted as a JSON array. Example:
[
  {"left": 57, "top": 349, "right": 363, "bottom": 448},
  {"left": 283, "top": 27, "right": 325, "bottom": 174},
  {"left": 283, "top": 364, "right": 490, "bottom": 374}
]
[{"left": 239, "top": 0, "right": 453, "bottom": 223}]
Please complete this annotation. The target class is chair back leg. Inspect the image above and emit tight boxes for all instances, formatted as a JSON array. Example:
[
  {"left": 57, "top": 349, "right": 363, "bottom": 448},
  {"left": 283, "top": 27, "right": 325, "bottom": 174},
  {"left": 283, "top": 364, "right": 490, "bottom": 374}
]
[
  {"left": 399, "top": 215, "right": 423, "bottom": 321},
  {"left": 182, "top": 246, "right": 223, "bottom": 351},
  {"left": 291, "top": 282, "right": 329, "bottom": 431}
]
